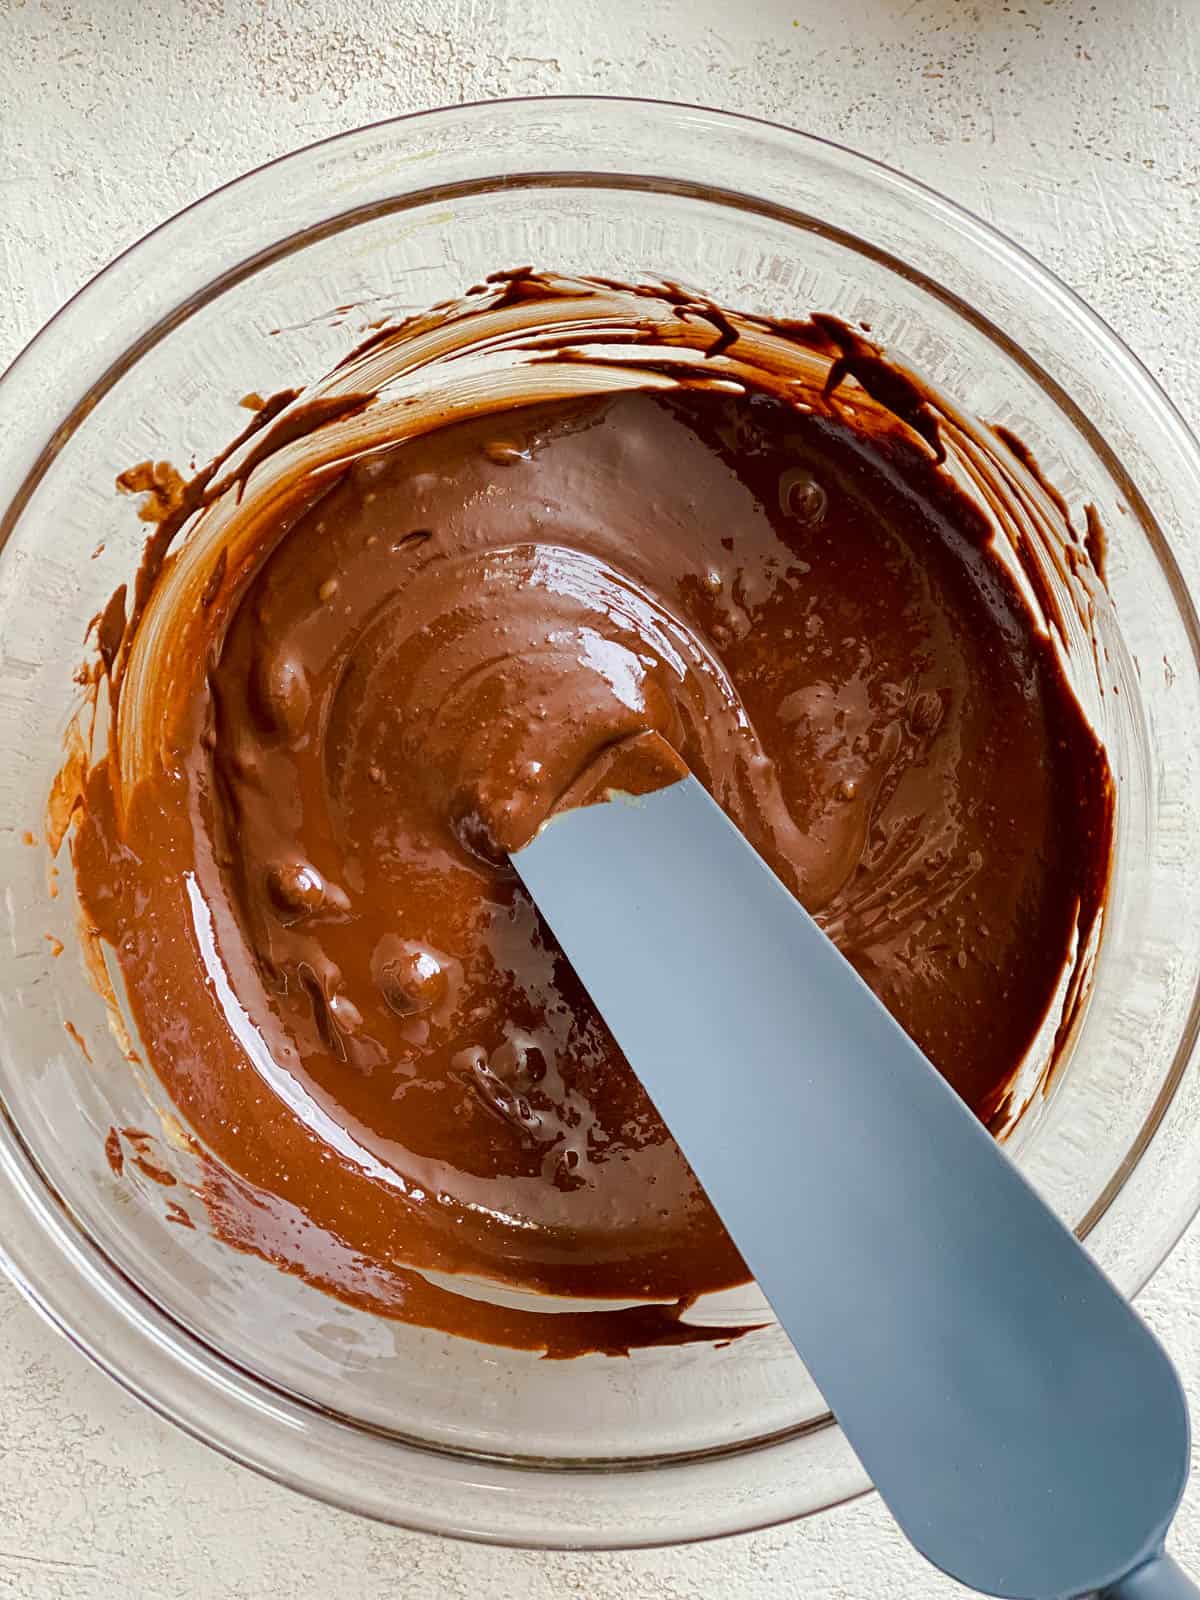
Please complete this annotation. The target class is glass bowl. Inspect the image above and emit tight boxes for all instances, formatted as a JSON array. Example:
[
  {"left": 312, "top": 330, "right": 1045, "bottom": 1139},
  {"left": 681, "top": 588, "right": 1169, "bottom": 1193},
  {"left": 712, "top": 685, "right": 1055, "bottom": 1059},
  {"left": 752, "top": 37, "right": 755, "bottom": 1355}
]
[{"left": 1, "top": 96, "right": 1200, "bottom": 1550}]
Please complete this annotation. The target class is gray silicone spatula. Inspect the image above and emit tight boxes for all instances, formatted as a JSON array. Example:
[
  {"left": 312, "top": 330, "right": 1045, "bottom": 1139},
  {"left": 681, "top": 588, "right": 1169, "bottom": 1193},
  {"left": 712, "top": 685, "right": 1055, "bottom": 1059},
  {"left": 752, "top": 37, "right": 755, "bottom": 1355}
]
[{"left": 511, "top": 734, "right": 1197, "bottom": 1600}]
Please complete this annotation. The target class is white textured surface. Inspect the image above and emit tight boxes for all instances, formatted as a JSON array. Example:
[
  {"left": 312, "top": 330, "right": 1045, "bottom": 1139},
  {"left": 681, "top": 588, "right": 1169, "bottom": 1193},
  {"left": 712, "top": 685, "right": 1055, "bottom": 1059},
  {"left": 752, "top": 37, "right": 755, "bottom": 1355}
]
[{"left": 2, "top": 2, "right": 1200, "bottom": 1594}]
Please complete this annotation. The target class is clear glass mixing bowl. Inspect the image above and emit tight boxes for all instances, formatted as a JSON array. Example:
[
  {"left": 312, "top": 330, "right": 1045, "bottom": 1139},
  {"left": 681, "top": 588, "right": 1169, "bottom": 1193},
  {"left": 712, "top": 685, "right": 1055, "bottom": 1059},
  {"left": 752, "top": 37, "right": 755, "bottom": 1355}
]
[{"left": 1, "top": 97, "right": 1200, "bottom": 1549}]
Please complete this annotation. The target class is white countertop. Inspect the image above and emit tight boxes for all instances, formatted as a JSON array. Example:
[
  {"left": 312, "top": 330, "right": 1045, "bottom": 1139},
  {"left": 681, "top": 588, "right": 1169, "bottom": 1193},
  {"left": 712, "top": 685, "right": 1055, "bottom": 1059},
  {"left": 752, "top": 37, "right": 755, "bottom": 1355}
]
[{"left": 2, "top": 2, "right": 1199, "bottom": 1594}]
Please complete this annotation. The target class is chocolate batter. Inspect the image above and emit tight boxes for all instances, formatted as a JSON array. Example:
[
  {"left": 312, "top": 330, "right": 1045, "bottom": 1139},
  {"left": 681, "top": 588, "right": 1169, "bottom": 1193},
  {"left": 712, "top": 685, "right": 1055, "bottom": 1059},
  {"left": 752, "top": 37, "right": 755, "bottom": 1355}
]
[{"left": 63, "top": 274, "right": 1113, "bottom": 1355}]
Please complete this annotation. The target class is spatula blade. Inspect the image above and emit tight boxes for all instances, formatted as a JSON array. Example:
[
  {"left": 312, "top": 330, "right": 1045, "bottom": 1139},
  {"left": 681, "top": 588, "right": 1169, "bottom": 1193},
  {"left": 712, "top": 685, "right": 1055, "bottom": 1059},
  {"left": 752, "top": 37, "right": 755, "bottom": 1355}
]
[{"left": 513, "top": 773, "right": 1189, "bottom": 1600}]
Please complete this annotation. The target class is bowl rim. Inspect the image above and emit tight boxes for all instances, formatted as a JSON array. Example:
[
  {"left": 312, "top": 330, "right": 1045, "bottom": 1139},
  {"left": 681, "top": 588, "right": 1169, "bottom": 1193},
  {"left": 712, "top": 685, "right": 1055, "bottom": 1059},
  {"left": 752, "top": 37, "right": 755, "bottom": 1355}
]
[{"left": 3, "top": 92, "right": 1200, "bottom": 1549}]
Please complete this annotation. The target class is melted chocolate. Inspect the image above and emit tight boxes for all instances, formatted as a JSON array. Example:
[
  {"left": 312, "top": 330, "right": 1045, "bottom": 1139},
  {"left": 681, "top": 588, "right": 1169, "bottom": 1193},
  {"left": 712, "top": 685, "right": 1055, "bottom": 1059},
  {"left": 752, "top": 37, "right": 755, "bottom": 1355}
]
[{"left": 63, "top": 276, "right": 1113, "bottom": 1356}]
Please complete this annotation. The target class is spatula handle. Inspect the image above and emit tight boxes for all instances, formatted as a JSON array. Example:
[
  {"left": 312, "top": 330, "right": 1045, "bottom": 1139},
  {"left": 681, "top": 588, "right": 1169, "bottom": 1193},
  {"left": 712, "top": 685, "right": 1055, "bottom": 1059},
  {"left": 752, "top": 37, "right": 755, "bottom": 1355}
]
[{"left": 1103, "top": 1552, "right": 1200, "bottom": 1600}]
